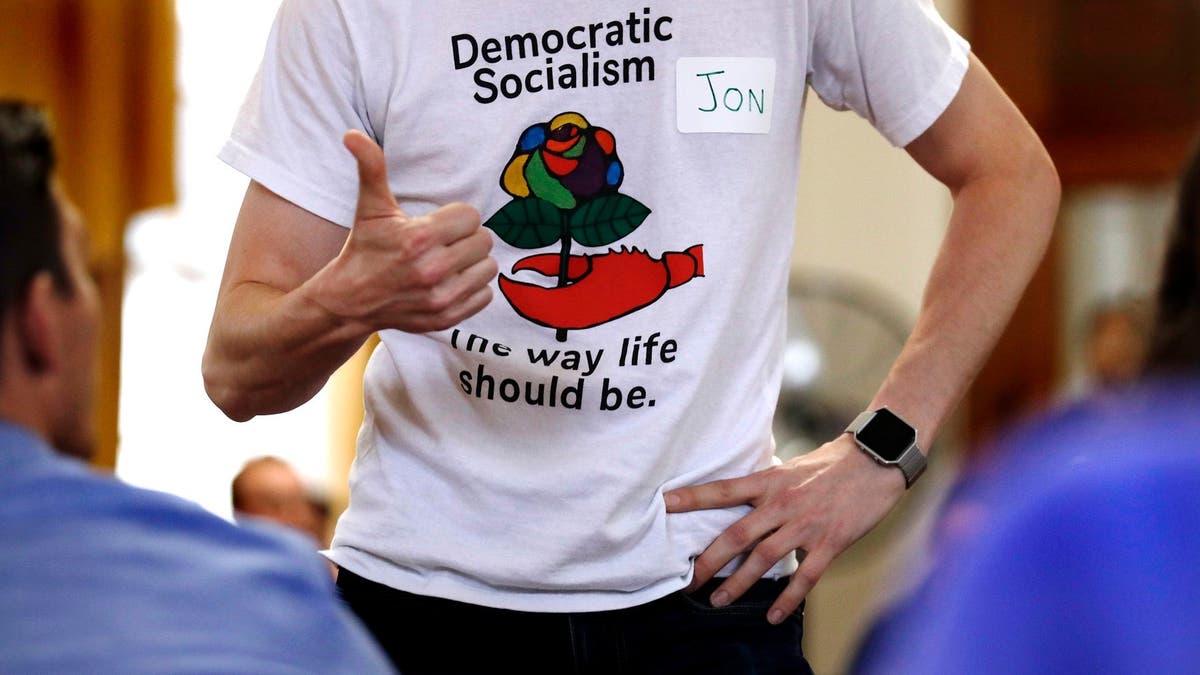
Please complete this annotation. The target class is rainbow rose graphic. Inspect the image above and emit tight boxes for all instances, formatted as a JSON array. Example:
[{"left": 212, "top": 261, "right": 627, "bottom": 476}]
[{"left": 484, "top": 112, "right": 702, "bottom": 342}]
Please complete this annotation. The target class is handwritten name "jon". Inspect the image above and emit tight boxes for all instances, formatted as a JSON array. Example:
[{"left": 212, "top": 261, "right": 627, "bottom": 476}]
[{"left": 695, "top": 70, "right": 766, "bottom": 114}]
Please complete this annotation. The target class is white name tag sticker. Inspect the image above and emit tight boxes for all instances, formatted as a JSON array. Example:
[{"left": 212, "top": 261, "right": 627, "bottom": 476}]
[{"left": 676, "top": 57, "right": 776, "bottom": 134}]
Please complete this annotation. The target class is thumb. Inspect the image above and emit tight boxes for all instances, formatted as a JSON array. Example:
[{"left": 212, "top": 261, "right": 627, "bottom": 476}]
[{"left": 343, "top": 130, "right": 405, "bottom": 222}]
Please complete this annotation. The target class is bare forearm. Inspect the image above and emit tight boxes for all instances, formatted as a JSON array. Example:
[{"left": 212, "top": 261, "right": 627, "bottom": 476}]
[
  {"left": 203, "top": 137, "right": 495, "bottom": 422},
  {"left": 871, "top": 150, "right": 1060, "bottom": 441},
  {"left": 202, "top": 275, "right": 370, "bottom": 421},
  {"left": 203, "top": 140, "right": 495, "bottom": 422}
]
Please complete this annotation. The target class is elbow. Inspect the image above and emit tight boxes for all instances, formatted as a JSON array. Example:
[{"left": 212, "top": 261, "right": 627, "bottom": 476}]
[
  {"left": 1029, "top": 138, "right": 1061, "bottom": 211},
  {"left": 1025, "top": 141, "right": 1061, "bottom": 253},
  {"left": 201, "top": 351, "right": 258, "bottom": 423},
  {"left": 984, "top": 131, "right": 1060, "bottom": 257},
  {"left": 212, "top": 398, "right": 258, "bottom": 424}
]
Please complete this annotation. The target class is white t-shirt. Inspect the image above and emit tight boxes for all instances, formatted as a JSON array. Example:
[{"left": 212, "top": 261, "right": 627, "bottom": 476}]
[{"left": 222, "top": 0, "right": 969, "bottom": 612}]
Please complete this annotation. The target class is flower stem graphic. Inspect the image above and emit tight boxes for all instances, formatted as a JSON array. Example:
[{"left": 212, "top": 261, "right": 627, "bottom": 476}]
[{"left": 556, "top": 224, "right": 573, "bottom": 342}]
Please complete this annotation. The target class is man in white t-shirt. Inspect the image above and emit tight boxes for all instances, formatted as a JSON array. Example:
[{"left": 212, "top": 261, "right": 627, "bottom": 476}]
[{"left": 204, "top": 1, "right": 1060, "bottom": 671}]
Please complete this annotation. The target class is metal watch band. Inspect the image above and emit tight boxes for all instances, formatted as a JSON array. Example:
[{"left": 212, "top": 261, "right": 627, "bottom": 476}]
[
  {"left": 846, "top": 410, "right": 874, "bottom": 435},
  {"left": 845, "top": 409, "right": 927, "bottom": 489},
  {"left": 894, "top": 443, "right": 927, "bottom": 488}
]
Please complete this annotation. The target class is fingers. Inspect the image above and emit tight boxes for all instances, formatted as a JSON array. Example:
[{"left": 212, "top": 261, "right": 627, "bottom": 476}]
[
  {"left": 443, "top": 224, "right": 496, "bottom": 274},
  {"left": 665, "top": 473, "right": 763, "bottom": 513},
  {"left": 405, "top": 283, "right": 495, "bottom": 333},
  {"left": 343, "top": 130, "right": 403, "bottom": 221},
  {"left": 397, "top": 218, "right": 492, "bottom": 285},
  {"left": 389, "top": 255, "right": 498, "bottom": 331},
  {"left": 435, "top": 255, "right": 499, "bottom": 312},
  {"left": 700, "top": 539, "right": 832, "bottom": 625},
  {"left": 687, "top": 507, "right": 779, "bottom": 593},
  {"left": 702, "top": 524, "right": 802, "bottom": 599},
  {"left": 766, "top": 548, "right": 833, "bottom": 624},
  {"left": 421, "top": 202, "right": 488, "bottom": 248}
]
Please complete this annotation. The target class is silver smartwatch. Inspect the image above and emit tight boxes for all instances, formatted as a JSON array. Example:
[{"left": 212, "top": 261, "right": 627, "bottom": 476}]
[{"left": 844, "top": 407, "right": 926, "bottom": 488}]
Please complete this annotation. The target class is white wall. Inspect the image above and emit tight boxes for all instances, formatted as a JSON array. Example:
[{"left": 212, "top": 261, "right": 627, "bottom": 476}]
[{"left": 117, "top": 1, "right": 332, "bottom": 519}]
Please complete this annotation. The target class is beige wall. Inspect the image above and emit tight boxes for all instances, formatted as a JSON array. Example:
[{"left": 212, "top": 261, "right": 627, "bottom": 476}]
[
  {"left": 792, "top": 104, "right": 952, "bottom": 315},
  {"left": 793, "top": 0, "right": 967, "bottom": 310}
]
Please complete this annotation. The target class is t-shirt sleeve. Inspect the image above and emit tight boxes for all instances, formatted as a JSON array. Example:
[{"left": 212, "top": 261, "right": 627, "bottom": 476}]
[
  {"left": 807, "top": 0, "right": 970, "bottom": 147},
  {"left": 219, "top": 0, "right": 372, "bottom": 228}
]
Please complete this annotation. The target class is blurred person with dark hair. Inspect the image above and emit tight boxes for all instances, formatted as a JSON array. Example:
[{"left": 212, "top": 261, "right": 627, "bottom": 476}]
[
  {"left": 1146, "top": 142, "right": 1200, "bottom": 374},
  {"left": 1081, "top": 294, "right": 1150, "bottom": 388},
  {"left": 0, "top": 101, "right": 393, "bottom": 674},
  {"left": 232, "top": 455, "right": 326, "bottom": 545},
  {"left": 852, "top": 144, "right": 1200, "bottom": 674}
]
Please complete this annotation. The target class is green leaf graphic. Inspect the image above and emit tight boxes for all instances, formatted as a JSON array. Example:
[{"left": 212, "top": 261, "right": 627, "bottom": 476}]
[
  {"left": 568, "top": 194, "right": 651, "bottom": 247},
  {"left": 483, "top": 198, "right": 564, "bottom": 249}
]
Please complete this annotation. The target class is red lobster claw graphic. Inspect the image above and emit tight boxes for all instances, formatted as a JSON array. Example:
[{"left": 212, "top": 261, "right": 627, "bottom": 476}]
[{"left": 498, "top": 245, "right": 704, "bottom": 330}]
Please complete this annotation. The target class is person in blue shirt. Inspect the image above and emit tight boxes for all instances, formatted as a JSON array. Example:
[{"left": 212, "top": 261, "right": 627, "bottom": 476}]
[
  {"left": 853, "top": 142, "right": 1200, "bottom": 674},
  {"left": 0, "top": 100, "right": 393, "bottom": 674},
  {"left": 853, "top": 380, "right": 1200, "bottom": 674}
]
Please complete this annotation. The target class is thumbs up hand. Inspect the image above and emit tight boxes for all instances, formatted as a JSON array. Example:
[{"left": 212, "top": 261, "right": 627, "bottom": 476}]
[{"left": 325, "top": 130, "right": 497, "bottom": 333}]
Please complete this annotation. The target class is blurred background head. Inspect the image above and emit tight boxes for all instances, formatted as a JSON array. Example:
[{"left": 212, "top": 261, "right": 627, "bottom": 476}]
[
  {"left": 0, "top": 101, "right": 99, "bottom": 460},
  {"left": 232, "top": 455, "right": 327, "bottom": 545},
  {"left": 1081, "top": 295, "right": 1149, "bottom": 388}
]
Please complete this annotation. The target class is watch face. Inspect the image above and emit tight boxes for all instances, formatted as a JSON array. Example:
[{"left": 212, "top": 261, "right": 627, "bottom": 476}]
[{"left": 857, "top": 409, "right": 916, "bottom": 462}]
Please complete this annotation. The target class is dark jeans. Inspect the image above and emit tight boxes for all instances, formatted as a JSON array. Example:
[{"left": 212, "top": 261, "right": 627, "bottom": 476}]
[{"left": 337, "top": 567, "right": 813, "bottom": 675}]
